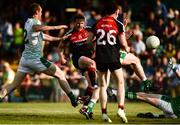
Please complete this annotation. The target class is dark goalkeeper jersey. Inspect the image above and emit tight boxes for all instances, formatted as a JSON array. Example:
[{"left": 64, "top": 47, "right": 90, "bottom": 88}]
[{"left": 171, "top": 96, "right": 180, "bottom": 117}]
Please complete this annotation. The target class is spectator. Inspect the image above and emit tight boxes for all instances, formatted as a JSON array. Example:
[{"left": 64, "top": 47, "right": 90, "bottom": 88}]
[
  {"left": 1, "top": 17, "right": 13, "bottom": 52},
  {"left": 144, "top": 58, "right": 155, "bottom": 79},
  {"left": 167, "top": 8, "right": 175, "bottom": 20},
  {"left": 163, "top": 42, "right": 176, "bottom": 58},
  {"left": 153, "top": 67, "right": 165, "bottom": 94},
  {"left": 20, "top": 74, "right": 31, "bottom": 102},
  {"left": 2, "top": 62, "right": 15, "bottom": 101},
  {"left": 161, "top": 56, "right": 169, "bottom": 73},
  {"left": 132, "top": 31, "right": 146, "bottom": 56},
  {"left": 174, "top": 10, "right": 180, "bottom": 25},
  {"left": 13, "top": 21, "right": 24, "bottom": 59},
  {"left": 86, "top": 10, "right": 98, "bottom": 26},
  {"left": 167, "top": 58, "right": 180, "bottom": 97},
  {"left": 164, "top": 19, "right": 178, "bottom": 44},
  {"left": 154, "top": 18, "right": 166, "bottom": 41},
  {"left": 176, "top": 50, "right": 180, "bottom": 64},
  {"left": 153, "top": 0, "right": 168, "bottom": 22},
  {"left": 132, "top": 23, "right": 143, "bottom": 37},
  {"left": 145, "top": 12, "right": 156, "bottom": 35}
]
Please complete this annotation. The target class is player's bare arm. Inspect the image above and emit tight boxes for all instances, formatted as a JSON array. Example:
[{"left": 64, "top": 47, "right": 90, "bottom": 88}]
[
  {"left": 33, "top": 25, "right": 68, "bottom": 32},
  {"left": 118, "top": 32, "right": 130, "bottom": 53},
  {"left": 87, "top": 32, "right": 95, "bottom": 44},
  {"left": 43, "top": 34, "right": 61, "bottom": 41},
  {"left": 57, "top": 34, "right": 72, "bottom": 64},
  {"left": 43, "top": 33, "right": 71, "bottom": 42},
  {"left": 59, "top": 43, "right": 68, "bottom": 64}
]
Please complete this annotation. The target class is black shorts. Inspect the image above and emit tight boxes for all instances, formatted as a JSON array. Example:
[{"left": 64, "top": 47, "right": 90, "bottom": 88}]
[
  {"left": 96, "top": 62, "right": 121, "bottom": 72},
  {"left": 72, "top": 58, "right": 86, "bottom": 74},
  {"left": 72, "top": 57, "right": 80, "bottom": 69},
  {"left": 72, "top": 55, "right": 92, "bottom": 74},
  {"left": 72, "top": 49, "right": 93, "bottom": 70}
]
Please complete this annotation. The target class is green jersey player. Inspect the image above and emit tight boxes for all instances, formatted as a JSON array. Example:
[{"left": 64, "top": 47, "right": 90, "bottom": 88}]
[
  {"left": 0, "top": 3, "right": 78, "bottom": 107},
  {"left": 113, "top": 58, "right": 180, "bottom": 118},
  {"left": 125, "top": 91, "right": 180, "bottom": 118}
]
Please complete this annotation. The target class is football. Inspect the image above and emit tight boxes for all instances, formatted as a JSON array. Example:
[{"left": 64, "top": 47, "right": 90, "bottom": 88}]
[{"left": 146, "top": 35, "right": 160, "bottom": 49}]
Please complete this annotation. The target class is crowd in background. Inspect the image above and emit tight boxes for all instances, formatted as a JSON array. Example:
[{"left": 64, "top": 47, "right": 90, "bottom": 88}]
[{"left": 0, "top": 0, "right": 179, "bottom": 102}]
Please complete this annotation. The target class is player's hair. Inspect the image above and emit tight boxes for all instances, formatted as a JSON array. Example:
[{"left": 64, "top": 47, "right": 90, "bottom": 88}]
[
  {"left": 72, "top": 14, "right": 85, "bottom": 22},
  {"left": 102, "top": 1, "right": 119, "bottom": 16},
  {"left": 29, "top": 3, "right": 41, "bottom": 17}
]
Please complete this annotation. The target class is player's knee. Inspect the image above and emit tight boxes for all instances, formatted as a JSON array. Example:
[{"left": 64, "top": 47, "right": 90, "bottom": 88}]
[
  {"left": 99, "top": 82, "right": 107, "bottom": 88},
  {"left": 135, "top": 56, "right": 141, "bottom": 63},
  {"left": 54, "top": 68, "right": 66, "bottom": 81},
  {"left": 94, "top": 89, "right": 100, "bottom": 100},
  {"left": 88, "top": 65, "right": 96, "bottom": 72},
  {"left": 131, "top": 56, "right": 140, "bottom": 65},
  {"left": 88, "top": 61, "right": 96, "bottom": 69}
]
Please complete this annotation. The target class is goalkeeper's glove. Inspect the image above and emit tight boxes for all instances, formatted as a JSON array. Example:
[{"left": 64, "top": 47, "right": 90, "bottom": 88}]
[{"left": 168, "top": 58, "right": 177, "bottom": 72}]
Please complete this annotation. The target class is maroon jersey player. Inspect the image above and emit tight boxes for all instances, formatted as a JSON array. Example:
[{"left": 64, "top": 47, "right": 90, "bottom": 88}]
[
  {"left": 86, "top": 2, "right": 130, "bottom": 123},
  {"left": 60, "top": 14, "right": 99, "bottom": 117}
]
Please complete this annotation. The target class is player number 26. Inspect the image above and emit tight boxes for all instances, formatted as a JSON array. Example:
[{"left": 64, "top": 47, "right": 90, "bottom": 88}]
[{"left": 97, "top": 29, "right": 116, "bottom": 45}]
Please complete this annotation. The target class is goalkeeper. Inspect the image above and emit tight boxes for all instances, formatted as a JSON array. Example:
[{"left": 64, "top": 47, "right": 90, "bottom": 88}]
[{"left": 112, "top": 58, "right": 180, "bottom": 118}]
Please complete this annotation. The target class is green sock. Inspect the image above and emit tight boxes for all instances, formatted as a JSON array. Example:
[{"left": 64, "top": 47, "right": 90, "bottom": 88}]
[
  {"left": 67, "top": 92, "right": 76, "bottom": 102},
  {"left": 141, "top": 80, "right": 152, "bottom": 91},
  {"left": 125, "top": 92, "right": 137, "bottom": 100},
  {"left": 87, "top": 101, "right": 95, "bottom": 113}
]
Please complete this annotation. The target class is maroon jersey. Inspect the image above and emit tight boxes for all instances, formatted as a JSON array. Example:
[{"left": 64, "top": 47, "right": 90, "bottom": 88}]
[
  {"left": 91, "top": 16, "right": 125, "bottom": 64},
  {"left": 65, "top": 27, "right": 93, "bottom": 69}
]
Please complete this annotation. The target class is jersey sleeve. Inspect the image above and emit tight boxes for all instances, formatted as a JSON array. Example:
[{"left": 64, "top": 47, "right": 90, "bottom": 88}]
[
  {"left": 40, "top": 32, "right": 45, "bottom": 40},
  {"left": 24, "top": 19, "right": 34, "bottom": 32},
  {"left": 85, "top": 26, "right": 92, "bottom": 32},
  {"left": 89, "top": 23, "right": 97, "bottom": 34},
  {"left": 25, "top": 18, "right": 41, "bottom": 32},
  {"left": 64, "top": 29, "right": 73, "bottom": 36},
  {"left": 63, "top": 29, "right": 73, "bottom": 43},
  {"left": 115, "top": 19, "right": 125, "bottom": 33}
]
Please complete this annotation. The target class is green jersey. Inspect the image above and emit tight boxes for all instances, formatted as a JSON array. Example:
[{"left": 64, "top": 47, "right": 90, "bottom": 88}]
[
  {"left": 171, "top": 96, "right": 180, "bottom": 117},
  {"left": 22, "top": 18, "right": 44, "bottom": 59}
]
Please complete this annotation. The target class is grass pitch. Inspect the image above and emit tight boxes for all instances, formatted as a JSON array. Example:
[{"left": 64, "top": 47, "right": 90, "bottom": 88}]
[{"left": 0, "top": 102, "right": 180, "bottom": 124}]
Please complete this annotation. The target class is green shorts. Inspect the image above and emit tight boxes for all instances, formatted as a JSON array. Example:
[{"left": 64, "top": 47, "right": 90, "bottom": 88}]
[{"left": 120, "top": 51, "right": 127, "bottom": 63}]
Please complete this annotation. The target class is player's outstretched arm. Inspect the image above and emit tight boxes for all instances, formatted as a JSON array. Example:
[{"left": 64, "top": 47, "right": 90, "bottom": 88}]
[
  {"left": 57, "top": 40, "right": 68, "bottom": 64},
  {"left": 33, "top": 25, "right": 68, "bottom": 32},
  {"left": 43, "top": 33, "right": 71, "bottom": 42}
]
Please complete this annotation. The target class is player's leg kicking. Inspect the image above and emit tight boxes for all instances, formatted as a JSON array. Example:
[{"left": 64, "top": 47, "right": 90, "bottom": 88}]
[
  {"left": 120, "top": 51, "right": 152, "bottom": 92},
  {"left": 77, "top": 56, "right": 99, "bottom": 119}
]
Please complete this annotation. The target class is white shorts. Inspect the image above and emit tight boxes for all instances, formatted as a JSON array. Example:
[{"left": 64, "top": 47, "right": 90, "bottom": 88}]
[
  {"left": 120, "top": 51, "right": 127, "bottom": 63},
  {"left": 18, "top": 57, "right": 52, "bottom": 74},
  {"left": 158, "top": 99, "right": 177, "bottom": 118}
]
